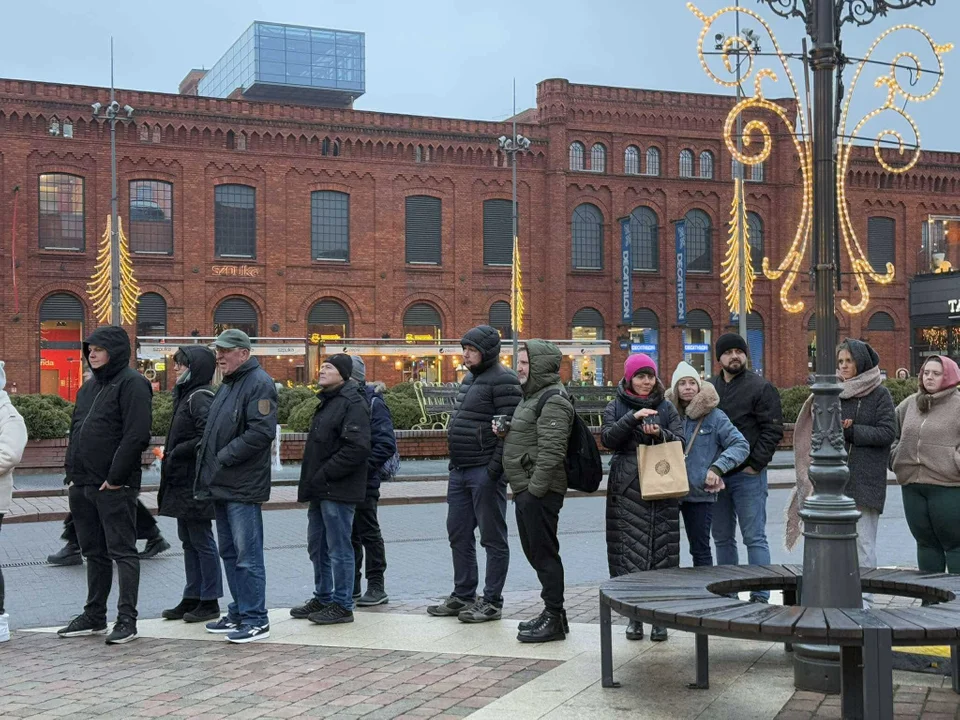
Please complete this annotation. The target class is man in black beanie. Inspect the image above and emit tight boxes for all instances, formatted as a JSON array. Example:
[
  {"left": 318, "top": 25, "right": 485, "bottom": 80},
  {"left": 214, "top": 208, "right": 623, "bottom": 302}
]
[
  {"left": 712, "top": 333, "right": 784, "bottom": 603},
  {"left": 293, "top": 354, "right": 371, "bottom": 626}
]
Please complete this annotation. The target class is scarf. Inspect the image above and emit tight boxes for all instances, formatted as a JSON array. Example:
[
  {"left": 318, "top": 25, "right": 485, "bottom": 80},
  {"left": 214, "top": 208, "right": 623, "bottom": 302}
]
[
  {"left": 784, "top": 367, "right": 883, "bottom": 550},
  {"left": 917, "top": 386, "right": 957, "bottom": 414},
  {"left": 623, "top": 380, "right": 665, "bottom": 410}
]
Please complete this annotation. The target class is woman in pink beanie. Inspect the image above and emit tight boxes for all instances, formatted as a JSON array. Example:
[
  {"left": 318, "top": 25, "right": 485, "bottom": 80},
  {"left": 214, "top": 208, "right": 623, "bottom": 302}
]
[{"left": 600, "top": 354, "right": 683, "bottom": 643}]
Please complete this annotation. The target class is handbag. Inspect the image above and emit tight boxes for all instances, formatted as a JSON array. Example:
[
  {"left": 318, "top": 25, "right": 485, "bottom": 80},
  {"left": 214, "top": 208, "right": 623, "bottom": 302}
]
[{"left": 636, "top": 416, "right": 699, "bottom": 501}]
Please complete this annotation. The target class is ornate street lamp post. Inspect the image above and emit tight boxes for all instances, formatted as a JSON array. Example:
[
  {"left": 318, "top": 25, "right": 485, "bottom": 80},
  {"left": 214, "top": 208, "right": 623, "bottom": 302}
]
[
  {"left": 755, "top": 0, "right": 937, "bottom": 692},
  {"left": 498, "top": 125, "right": 531, "bottom": 371}
]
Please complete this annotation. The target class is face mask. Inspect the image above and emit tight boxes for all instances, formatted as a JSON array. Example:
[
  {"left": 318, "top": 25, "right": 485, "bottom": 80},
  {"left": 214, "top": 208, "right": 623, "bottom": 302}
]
[{"left": 176, "top": 369, "right": 192, "bottom": 386}]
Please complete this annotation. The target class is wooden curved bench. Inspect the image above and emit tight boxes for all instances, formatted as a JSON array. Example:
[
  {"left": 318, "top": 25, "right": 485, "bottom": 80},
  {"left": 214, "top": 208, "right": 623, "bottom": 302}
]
[{"left": 599, "top": 565, "right": 960, "bottom": 720}]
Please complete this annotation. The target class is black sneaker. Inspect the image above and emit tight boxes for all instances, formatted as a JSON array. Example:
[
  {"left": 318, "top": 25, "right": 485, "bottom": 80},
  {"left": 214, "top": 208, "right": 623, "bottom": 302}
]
[
  {"left": 183, "top": 600, "right": 221, "bottom": 623},
  {"left": 226, "top": 624, "right": 271, "bottom": 644},
  {"left": 290, "top": 597, "right": 329, "bottom": 619},
  {"left": 519, "top": 609, "right": 569, "bottom": 634},
  {"left": 357, "top": 585, "right": 389, "bottom": 607},
  {"left": 650, "top": 625, "right": 668, "bottom": 642},
  {"left": 105, "top": 617, "right": 138, "bottom": 645},
  {"left": 625, "top": 621, "right": 644, "bottom": 641},
  {"left": 517, "top": 610, "right": 566, "bottom": 644},
  {"left": 57, "top": 613, "right": 107, "bottom": 638},
  {"left": 140, "top": 536, "right": 171, "bottom": 559},
  {"left": 48, "top": 542, "right": 83, "bottom": 566},
  {"left": 458, "top": 599, "right": 502, "bottom": 624},
  {"left": 162, "top": 598, "right": 200, "bottom": 620},
  {"left": 426, "top": 595, "right": 474, "bottom": 617},
  {"left": 308, "top": 604, "right": 354, "bottom": 625},
  {"left": 206, "top": 616, "right": 240, "bottom": 634}
]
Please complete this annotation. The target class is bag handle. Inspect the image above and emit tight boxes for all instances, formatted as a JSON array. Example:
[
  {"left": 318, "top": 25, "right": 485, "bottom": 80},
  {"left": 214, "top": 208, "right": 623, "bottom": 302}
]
[{"left": 683, "top": 416, "right": 706, "bottom": 458}]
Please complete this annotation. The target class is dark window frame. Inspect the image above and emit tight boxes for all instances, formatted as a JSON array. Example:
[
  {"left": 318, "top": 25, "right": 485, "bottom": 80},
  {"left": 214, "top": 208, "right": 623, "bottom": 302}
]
[
  {"left": 747, "top": 211, "right": 764, "bottom": 274},
  {"left": 679, "top": 149, "right": 694, "bottom": 178},
  {"left": 214, "top": 184, "right": 257, "bottom": 259},
  {"left": 685, "top": 209, "right": 713, "bottom": 274},
  {"left": 569, "top": 142, "right": 585, "bottom": 171},
  {"left": 129, "top": 180, "right": 174, "bottom": 255},
  {"left": 311, "top": 190, "right": 350, "bottom": 262},
  {"left": 38, "top": 173, "right": 85, "bottom": 251},
  {"left": 483, "top": 198, "right": 515, "bottom": 266},
  {"left": 629, "top": 206, "right": 659, "bottom": 272},
  {"left": 404, "top": 195, "right": 443, "bottom": 265},
  {"left": 867, "top": 216, "right": 896, "bottom": 272},
  {"left": 571, "top": 203, "right": 604, "bottom": 270},
  {"left": 624, "top": 146, "right": 640, "bottom": 175}
]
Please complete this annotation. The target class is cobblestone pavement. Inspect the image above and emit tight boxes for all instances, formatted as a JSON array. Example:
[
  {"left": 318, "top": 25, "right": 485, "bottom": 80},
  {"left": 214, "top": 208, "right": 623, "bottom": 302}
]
[
  {"left": 776, "top": 686, "right": 960, "bottom": 720},
  {"left": 1, "top": 632, "right": 559, "bottom": 720}
]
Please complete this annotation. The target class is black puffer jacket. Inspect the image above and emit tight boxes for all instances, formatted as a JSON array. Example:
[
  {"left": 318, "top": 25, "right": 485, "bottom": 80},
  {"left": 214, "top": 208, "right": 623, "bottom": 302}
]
[
  {"left": 65, "top": 326, "right": 152, "bottom": 490},
  {"left": 158, "top": 346, "right": 217, "bottom": 521},
  {"left": 601, "top": 381, "right": 684, "bottom": 577},
  {"left": 447, "top": 326, "right": 522, "bottom": 478},
  {"left": 298, "top": 380, "right": 371, "bottom": 505},
  {"left": 194, "top": 357, "right": 278, "bottom": 504},
  {"left": 713, "top": 369, "right": 784, "bottom": 474}
]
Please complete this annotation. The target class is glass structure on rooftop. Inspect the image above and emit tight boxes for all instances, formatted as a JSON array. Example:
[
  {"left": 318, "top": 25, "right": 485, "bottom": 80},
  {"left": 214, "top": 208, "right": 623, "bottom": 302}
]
[{"left": 197, "top": 22, "right": 365, "bottom": 107}]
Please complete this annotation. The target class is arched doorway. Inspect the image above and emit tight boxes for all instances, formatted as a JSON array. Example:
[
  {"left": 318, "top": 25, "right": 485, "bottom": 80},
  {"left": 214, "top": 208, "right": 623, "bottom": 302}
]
[
  {"left": 213, "top": 297, "right": 258, "bottom": 337},
  {"left": 489, "top": 300, "right": 512, "bottom": 340},
  {"left": 136, "top": 292, "right": 169, "bottom": 391},
  {"left": 39, "top": 293, "right": 85, "bottom": 401},
  {"left": 571, "top": 307, "right": 605, "bottom": 385},
  {"left": 307, "top": 299, "right": 351, "bottom": 383},
  {"left": 402, "top": 303, "right": 442, "bottom": 382}
]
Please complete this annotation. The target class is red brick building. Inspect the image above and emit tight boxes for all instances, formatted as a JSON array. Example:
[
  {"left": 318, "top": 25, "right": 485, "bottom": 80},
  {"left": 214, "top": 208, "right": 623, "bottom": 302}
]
[{"left": 1, "top": 75, "right": 958, "bottom": 398}]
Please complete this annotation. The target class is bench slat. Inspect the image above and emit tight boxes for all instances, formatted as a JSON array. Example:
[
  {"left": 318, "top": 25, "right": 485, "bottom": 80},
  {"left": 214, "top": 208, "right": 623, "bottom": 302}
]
[
  {"left": 650, "top": 598, "right": 746, "bottom": 627},
  {"left": 794, "top": 607, "right": 830, "bottom": 642},
  {"left": 894, "top": 606, "right": 960, "bottom": 642},
  {"left": 869, "top": 609, "right": 928, "bottom": 641},
  {"left": 698, "top": 602, "right": 778, "bottom": 631},
  {"left": 760, "top": 606, "right": 807, "bottom": 636},
  {"left": 824, "top": 608, "right": 863, "bottom": 641}
]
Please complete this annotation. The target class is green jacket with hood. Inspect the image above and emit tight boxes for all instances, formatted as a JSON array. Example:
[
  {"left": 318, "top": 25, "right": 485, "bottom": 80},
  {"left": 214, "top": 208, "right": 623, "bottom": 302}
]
[{"left": 502, "top": 340, "right": 574, "bottom": 497}]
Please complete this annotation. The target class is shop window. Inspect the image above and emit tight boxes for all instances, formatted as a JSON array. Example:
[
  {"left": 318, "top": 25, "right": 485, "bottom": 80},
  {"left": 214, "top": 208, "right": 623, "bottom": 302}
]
[
  {"left": 307, "top": 298, "right": 350, "bottom": 381},
  {"left": 489, "top": 300, "right": 512, "bottom": 339},
  {"left": 683, "top": 309, "right": 713, "bottom": 381},
  {"left": 746, "top": 312, "right": 764, "bottom": 376},
  {"left": 571, "top": 307, "right": 605, "bottom": 386},
  {"left": 402, "top": 302, "right": 443, "bottom": 383},
  {"left": 39, "top": 292, "right": 85, "bottom": 402},
  {"left": 213, "top": 296, "right": 258, "bottom": 337},
  {"left": 629, "top": 308, "right": 660, "bottom": 368}
]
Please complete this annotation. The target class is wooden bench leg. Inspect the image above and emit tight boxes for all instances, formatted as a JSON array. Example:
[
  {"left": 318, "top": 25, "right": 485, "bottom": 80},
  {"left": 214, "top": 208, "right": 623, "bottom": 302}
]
[
  {"left": 687, "top": 633, "right": 709, "bottom": 689},
  {"left": 600, "top": 600, "right": 620, "bottom": 688},
  {"left": 840, "top": 646, "right": 864, "bottom": 720},
  {"left": 863, "top": 629, "right": 894, "bottom": 720},
  {"left": 952, "top": 645, "right": 960, "bottom": 694}
]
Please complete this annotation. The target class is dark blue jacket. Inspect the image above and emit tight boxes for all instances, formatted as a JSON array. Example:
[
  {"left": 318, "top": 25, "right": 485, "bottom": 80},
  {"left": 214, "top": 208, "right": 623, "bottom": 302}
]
[{"left": 364, "top": 384, "right": 399, "bottom": 495}]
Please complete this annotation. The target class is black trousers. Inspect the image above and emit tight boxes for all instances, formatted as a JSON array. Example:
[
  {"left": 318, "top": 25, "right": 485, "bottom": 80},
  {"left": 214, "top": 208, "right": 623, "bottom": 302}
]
[
  {"left": 351, "top": 495, "right": 386, "bottom": 589},
  {"left": 515, "top": 490, "right": 565, "bottom": 612},
  {"left": 68, "top": 485, "right": 140, "bottom": 623},
  {"left": 61, "top": 499, "right": 158, "bottom": 544}
]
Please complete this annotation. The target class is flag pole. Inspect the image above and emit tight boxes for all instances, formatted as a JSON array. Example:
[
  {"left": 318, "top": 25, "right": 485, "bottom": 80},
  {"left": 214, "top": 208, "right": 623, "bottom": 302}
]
[{"left": 511, "top": 78, "right": 520, "bottom": 371}]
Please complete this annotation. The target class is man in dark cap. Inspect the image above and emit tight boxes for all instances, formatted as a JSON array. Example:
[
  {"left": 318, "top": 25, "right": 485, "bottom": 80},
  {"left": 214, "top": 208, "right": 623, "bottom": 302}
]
[
  {"left": 711, "top": 333, "right": 784, "bottom": 603},
  {"left": 427, "top": 325, "right": 522, "bottom": 623},
  {"left": 195, "top": 329, "right": 278, "bottom": 643},
  {"left": 292, "top": 354, "right": 370, "bottom": 626}
]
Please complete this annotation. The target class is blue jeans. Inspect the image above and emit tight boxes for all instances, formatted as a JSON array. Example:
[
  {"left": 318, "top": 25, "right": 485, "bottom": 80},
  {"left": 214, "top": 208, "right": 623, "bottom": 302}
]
[
  {"left": 680, "top": 501, "right": 714, "bottom": 567},
  {"left": 308, "top": 500, "right": 357, "bottom": 611},
  {"left": 178, "top": 519, "right": 223, "bottom": 601},
  {"left": 214, "top": 502, "right": 268, "bottom": 626},
  {"left": 711, "top": 469, "right": 771, "bottom": 601},
  {"left": 446, "top": 466, "right": 509, "bottom": 605}
]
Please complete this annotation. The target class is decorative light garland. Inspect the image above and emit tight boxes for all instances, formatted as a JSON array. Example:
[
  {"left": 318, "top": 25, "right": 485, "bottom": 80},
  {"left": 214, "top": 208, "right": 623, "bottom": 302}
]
[
  {"left": 721, "top": 178, "right": 754, "bottom": 315},
  {"left": 87, "top": 215, "right": 141, "bottom": 324}
]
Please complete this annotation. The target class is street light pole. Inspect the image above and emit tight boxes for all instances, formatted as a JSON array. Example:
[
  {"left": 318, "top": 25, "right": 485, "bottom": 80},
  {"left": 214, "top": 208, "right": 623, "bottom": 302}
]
[{"left": 735, "top": 1, "right": 748, "bottom": 341}]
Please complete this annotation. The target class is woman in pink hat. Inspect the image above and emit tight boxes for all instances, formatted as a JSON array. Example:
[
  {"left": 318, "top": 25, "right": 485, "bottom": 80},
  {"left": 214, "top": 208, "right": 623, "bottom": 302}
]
[{"left": 601, "top": 353, "right": 683, "bottom": 642}]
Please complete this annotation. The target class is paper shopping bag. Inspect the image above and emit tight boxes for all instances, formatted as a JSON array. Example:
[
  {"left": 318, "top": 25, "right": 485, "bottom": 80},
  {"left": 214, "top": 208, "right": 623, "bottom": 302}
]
[{"left": 636, "top": 440, "right": 689, "bottom": 500}]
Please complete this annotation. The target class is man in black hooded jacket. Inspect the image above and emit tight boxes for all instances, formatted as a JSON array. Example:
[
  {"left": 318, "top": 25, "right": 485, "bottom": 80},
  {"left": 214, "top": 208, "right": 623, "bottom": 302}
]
[
  {"left": 427, "top": 325, "right": 521, "bottom": 623},
  {"left": 57, "top": 326, "right": 153, "bottom": 645}
]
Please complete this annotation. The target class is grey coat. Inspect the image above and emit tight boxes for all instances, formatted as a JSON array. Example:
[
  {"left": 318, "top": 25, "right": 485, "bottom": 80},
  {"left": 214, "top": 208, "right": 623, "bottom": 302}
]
[{"left": 841, "top": 386, "right": 896, "bottom": 513}]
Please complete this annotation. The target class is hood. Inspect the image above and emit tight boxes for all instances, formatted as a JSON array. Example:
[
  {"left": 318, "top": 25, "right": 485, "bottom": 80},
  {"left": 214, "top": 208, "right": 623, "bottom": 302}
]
[
  {"left": 666, "top": 382, "right": 719, "bottom": 420},
  {"left": 522, "top": 340, "right": 562, "bottom": 397},
  {"left": 83, "top": 325, "right": 132, "bottom": 381},
  {"left": 922, "top": 355, "right": 960, "bottom": 393},
  {"left": 842, "top": 338, "right": 880, "bottom": 376},
  {"left": 175, "top": 345, "right": 216, "bottom": 394},
  {"left": 461, "top": 325, "right": 502, "bottom": 372}
]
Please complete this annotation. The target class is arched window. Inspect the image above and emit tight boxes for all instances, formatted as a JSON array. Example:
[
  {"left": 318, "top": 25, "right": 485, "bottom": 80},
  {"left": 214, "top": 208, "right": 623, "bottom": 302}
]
[
  {"left": 684, "top": 209, "right": 712, "bottom": 273},
  {"left": 213, "top": 296, "right": 258, "bottom": 337},
  {"left": 214, "top": 184, "right": 256, "bottom": 258},
  {"left": 483, "top": 199, "right": 514, "bottom": 266},
  {"left": 571, "top": 203, "right": 604, "bottom": 270},
  {"left": 629, "top": 206, "right": 659, "bottom": 272},
  {"left": 39, "top": 292, "right": 85, "bottom": 401},
  {"left": 751, "top": 162, "right": 765, "bottom": 182},
  {"left": 402, "top": 303, "right": 442, "bottom": 334},
  {"left": 624, "top": 146, "right": 640, "bottom": 175},
  {"left": 590, "top": 143, "right": 606, "bottom": 173},
  {"left": 747, "top": 212, "right": 764, "bottom": 274},
  {"left": 39, "top": 173, "right": 85, "bottom": 250},
  {"left": 136, "top": 293, "right": 167, "bottom": 337},
  {"left": 683, "top": 309, "right": 714, "bottom": 380},
  {"left": 489, "top": 301, "right": 512, "bottom": 339},
  {"left": 868, "top": 217, "right": 895, "bottom": 272},
  {"left": 699, "top": 151, "right": 714, "bottom": 179},
  {"left": 569, "top": 142, "right": 585, "bottom": 171},
  {"left": 646, "top": 147, "right": 661, "bottom": 176},
  {"left": 311, "top": 191, "right": 350, "bottom": 261},
  {"left": 629, "top": 308, "right": 660, "bottom": 367},
  {"left": 679, "top": 149, "right": 694, "bottom": 178},
  {"left": 308, "top": 299, "right": 350, "bottom": 339},
  {"left": 129, "top": 180, "right": 173, "bottom": 254},
  {"left": 866, "top": 311, "right": 895, "bottom": 331}
]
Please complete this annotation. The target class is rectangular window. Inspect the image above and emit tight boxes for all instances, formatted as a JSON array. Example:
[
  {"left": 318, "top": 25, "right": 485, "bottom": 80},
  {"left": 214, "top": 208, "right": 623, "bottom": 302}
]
[
  {"left": 129, "top": 180, "right": 173, "bottom": 254},
  {"left": 215, "top": 185, "right": 256, "bottom": 258},
  {"left": 311, "top": 191, "right": 349, "bottom": 261},
  {"left": 405, "top": 195, "right": 442, "bottom": 264},
  {"left": 39, "top": 173, "right": 84, "bottom": 250},
  {"left": 867, "top": 217, "right": 895, "bottom": 273},
  {"left": 483, "top": 199, "right": 515, "bottom": 266}
]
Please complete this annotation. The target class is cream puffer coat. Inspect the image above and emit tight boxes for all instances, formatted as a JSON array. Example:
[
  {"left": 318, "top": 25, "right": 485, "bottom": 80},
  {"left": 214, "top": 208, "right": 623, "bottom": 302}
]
[{"left": 0, "top": 392, "right": 28, "bottom": 515}]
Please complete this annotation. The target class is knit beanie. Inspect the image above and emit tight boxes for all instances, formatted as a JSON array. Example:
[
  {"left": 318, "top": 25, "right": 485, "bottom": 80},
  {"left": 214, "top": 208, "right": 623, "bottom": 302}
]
[
  {"left": 350, "top": 355, "right": 367, "bottom": 383},
  {"left": 624, "top": 353, "right": 658, "bottom": 382},
  {"left": 715, "top": 332, "right": 749, "bottom": 361},
  {"left": 671, "top": 361, "right": 701, "bottom": 392},
  {"left": 325, "top": 354, "right": 353, "bottom": 382}
]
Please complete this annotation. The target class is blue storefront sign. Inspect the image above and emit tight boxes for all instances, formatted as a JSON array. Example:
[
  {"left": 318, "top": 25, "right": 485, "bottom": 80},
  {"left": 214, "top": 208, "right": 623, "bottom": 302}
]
[
  {"left": 684, "top": 343, "right": 710, "bottom": 354},
  {"left": 675, "top": 221, "right": 687, "bottom": 325},
  {"left": 631, "top": 343, "right": 658, "bottom": 354},
  {"left": 620, "top": 218, "right": 632, "bottom": 324}
]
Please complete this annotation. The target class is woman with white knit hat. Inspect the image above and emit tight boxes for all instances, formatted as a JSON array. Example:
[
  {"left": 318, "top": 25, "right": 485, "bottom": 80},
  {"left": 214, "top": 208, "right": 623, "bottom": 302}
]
[{"left": 666, "top": 361, "right": 749, "bottom": 568}]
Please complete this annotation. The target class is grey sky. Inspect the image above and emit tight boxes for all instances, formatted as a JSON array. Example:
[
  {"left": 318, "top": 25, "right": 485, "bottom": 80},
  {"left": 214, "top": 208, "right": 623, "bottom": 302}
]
[{"left": 4, "top": 1, "right": 957, "bottom": 152}]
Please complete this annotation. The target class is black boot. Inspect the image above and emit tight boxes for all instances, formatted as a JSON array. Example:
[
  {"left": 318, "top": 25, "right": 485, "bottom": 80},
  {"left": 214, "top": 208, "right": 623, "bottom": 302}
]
[
  {"left": 183, "top": 600, "right": 221, "bottom": 623},
  {"left": 140, "top": 535, "right": 171, "bottom": 559},
  {"left": 162, "top": 598, "right": 200, "bottom": 620},
  {"left": 519, "top": 609, "right": 569, "bottom": 634},
  {"left": 517, "top": 610, "right": 566, "bottom": 643},
  {"left": 48, "top": 542, "right": 83, "bottom": 566},
  {"left": 650, "top": 625, "right": 668, "bottom": 642},
  {"left": 357, "top": 582, "right": 389, "bottom": 607},
  {"left": 625, "top": 621, "right": 644, "bottom": 640}
]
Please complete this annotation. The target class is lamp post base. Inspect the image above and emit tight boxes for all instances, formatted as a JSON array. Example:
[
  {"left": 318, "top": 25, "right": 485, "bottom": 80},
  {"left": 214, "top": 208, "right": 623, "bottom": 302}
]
[{"left": 794, "top": 644, "right": 841, "bottom": 694}]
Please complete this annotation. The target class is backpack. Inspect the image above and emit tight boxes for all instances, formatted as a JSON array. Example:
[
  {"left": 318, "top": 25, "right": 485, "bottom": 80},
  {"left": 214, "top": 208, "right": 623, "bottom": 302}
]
[
  {"left": 535, "top": 389, "right": 603, "bottom": 493},
  {"left": 371, "top": 394, "right": 401, "bottom": 480}
]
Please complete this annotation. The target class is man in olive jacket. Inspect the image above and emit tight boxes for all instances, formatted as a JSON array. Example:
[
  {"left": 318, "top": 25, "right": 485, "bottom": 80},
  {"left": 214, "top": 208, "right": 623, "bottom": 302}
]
[
  {"left": 194, "top": 329, "right": 278, "bottom": 644},
  {"left": 502, "top": 341, "right": 573, "bottom": 643}
]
